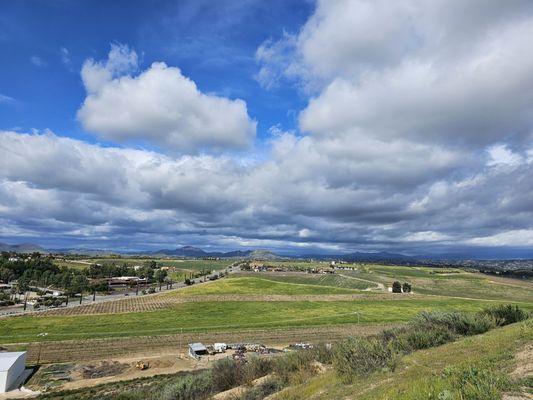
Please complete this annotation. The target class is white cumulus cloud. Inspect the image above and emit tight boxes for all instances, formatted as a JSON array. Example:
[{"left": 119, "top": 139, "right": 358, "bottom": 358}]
[{"left": 78, "top": 44, "right": 256, "bottom": 152}]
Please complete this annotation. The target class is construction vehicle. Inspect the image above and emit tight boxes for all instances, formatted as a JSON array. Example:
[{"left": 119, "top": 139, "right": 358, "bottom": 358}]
[{"left": 135, "top": 361, "right": 150, "bottom": 370}]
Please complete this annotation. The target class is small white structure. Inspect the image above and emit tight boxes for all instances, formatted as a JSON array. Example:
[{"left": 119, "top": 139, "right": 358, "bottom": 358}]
[
  {"left": 0, "top": 351, "right": 27, "bottom": 393},
  {"left": 188, "top": 343, "right": 207, "bottom": 359},
  {"left": 213, "top": 343, "right": 227, "bottom": 353}
]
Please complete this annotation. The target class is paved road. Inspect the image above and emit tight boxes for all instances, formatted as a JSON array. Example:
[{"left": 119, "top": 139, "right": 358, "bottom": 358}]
[{"left": 0, "top": 266, "right": 239, "bottom": 318}]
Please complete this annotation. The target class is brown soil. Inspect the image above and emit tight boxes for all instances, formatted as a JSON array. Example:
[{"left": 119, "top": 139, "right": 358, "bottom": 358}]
[
  {"left": 502, "top": 343, "right": 533, "bottom": 400},
  {"left": 78, "top": 360, "right": 129, "bottom": 379},
  {"left": 510, "top": 343, "right": 533, "bottom": 379}
]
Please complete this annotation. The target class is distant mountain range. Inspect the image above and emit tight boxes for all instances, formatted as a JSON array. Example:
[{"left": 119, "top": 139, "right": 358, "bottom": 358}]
[
  {"left": 146, "top": 246, "right": 415, "bottom": 261},
  {"left": 0, "top": 242, "right": 46, "bottom": 253},
  {"left": 149, "top": 246, "right": 282, "bottom": 260},
  {"left": 1, "top": 242, "right": 532, "bottom": 262}
]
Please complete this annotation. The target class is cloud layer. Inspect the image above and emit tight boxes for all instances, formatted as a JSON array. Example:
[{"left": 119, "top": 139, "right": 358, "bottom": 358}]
[{"left": 2, "top": 1, "right": 533, "bottom": 254}]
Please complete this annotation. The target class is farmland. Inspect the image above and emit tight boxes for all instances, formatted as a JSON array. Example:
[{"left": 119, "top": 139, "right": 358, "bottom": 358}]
[
  {"left": 0, "top": 297, "right": 504, "bottom": 343},
  {"left": 1, "top": 266, "right": 532, "bottom": 344},
  {"left": 0, "top": 261, "right": 531, "bottom": 397}
]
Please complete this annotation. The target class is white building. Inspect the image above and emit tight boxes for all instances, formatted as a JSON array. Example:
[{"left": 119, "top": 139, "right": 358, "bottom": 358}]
[{"left": 0, "top": 351, "right": 27, "bottom": 393}]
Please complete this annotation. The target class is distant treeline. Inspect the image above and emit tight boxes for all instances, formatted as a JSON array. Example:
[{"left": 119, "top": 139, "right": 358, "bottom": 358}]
[{"left": 478, "top": 268, "right": 533, "bottom": 280}]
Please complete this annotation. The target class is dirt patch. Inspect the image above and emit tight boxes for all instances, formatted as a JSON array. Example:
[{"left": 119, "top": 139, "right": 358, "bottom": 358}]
[
  {"left": 77, "top": 361, "right": 129, "bottom": 379},
  {"left": 502, "top": 344, "right": 533, "bottom": 400},
  {"left": 511, "top": 344, "right": 533, "bottom": 379}
]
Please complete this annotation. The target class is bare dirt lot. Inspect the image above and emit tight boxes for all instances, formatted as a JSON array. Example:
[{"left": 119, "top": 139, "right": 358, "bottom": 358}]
[{"left": 27, "top": 353, "right": 201, "bottom": 393}]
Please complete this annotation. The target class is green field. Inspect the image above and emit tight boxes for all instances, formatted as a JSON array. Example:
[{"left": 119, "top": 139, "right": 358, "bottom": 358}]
[
  {"left": 1, "top": 263, "right": 531, "bottom": 346},
  {"left": 0, "top": 297, "right": 523, "bottom": 344},
  {"left": 172, "top": 276, "right": 365, "bottom": 296},
  {"left": 233, "top": 273, "right": 376, "bottom": 290}
]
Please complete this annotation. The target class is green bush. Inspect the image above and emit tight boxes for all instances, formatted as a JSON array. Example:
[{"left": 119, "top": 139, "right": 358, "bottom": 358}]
[
  {"left": 242, "top": 354, "right": 273, "bottom": 385},
  {"left": 237, "top": 377, "right": 284, "bottom": 400},
  {"left": 157, "top": 371, "right": 214, "bottom": 400},
  {"left": 273, "top": 349, "right": 316, "bottom": 384},
  {"left": 443, "top": 366, "right": 511, "bottom": 400},
  {"left": 383, "top": 325, "right": 456, "bottom": 353},
  {"left": 211, "top": 358, "right": 242, "bottom": 391},
  {"left": 481, "top": 304, "right": 529, "bottom": 326},
  {"left": 412, "top": 311, "right": 495, "bottom": 336},
  {"left": 310, "top": 342, "right": 335, "bottom": 364},
  {"left": 333, "top": 336, "right": 398, "bottom": 382}
]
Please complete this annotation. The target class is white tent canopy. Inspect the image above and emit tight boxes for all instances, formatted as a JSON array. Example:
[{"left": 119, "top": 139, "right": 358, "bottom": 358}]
[{"left": 0, "top": 352, "right": 27, "bottom": 393}]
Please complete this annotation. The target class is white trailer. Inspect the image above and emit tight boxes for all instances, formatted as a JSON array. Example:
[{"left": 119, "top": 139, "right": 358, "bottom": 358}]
[
  {"left": 213, "top": 343, "right": 227, "bottom": 353},
  {"left": 0, "top": 352, "right": 27, "bottom": 393}
]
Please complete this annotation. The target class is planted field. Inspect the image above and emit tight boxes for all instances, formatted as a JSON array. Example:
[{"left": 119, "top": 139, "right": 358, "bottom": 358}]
[
  {"left": 170, "top": 276, "right": 365, "bottom": 296},
  {"left": 234, "top": 272, "right": 377, "bottom": 290},
  {"left": 0, "top": 297, "right": 515, "bottom": 343}
]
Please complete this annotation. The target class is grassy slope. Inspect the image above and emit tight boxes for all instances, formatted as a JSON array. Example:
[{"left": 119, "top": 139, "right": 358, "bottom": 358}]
[
  {"left": 343, "top": 265, "right": 533, "bottom": 303},
  {"left": 233, "top": 273, "right": 377, "bottom": 290},
  {"left": 171, "top": 276, "right": 365, "bottom": 296},
  {"left": 276, "top": 319, "right": 533, "bottom": 400},
  {"left": 0, "top": 298, "right": 504, "bottom": 343}
]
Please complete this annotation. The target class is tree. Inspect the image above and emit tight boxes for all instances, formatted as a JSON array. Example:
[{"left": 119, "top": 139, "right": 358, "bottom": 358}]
[
  {"left": 154, "top": 269, "right": 167, "bottom": 283},
  {"left": 392, "top": 281, "right": 402, "bottom": 293},
  {"left": 402, "top": 282, "right": 412, "bottom": 293},
  {"left": 139, "top": 266, "right": 154, "bottom": 281}
]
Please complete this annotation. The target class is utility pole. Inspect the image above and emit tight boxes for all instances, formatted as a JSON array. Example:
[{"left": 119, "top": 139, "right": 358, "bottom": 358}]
[{"left": 353, "top": 311, "right": 361, "bottom": 324}]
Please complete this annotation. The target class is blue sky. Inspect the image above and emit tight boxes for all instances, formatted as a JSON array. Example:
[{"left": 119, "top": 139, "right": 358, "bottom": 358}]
[
  {"left": 1, "top": 0, "right": 533, "bottom": 257},
  {"left": 0, "top": 0, "right": 311, "bottom": 143}
]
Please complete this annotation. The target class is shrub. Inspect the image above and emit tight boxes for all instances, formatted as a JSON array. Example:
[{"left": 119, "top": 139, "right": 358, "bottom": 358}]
[
  {"left": 481, "top": 304, "right": 529, "bottom": 326},
  {"left": 443, "top": 366, "right": 511, "bottom": 400},
  {"left": 237, "top": 377, "right": 284, "bottom": 400},
  {"left": 412, "top": 311, "right": 495, "bottom": 336},
  {"left": 402, "top": 282, "right": 412, "bottom": 293},
  {"left": 392, "top": 281, "right": 402, "bottom": 293},
  {"left": 212, "top": 358, "right": 242, "bottom": 391},
  {"left": 273, "top": 349, "right": 316, "bottom": 384},
  {"left": 333, "top": 336, "right": 398, "bottom": 382},
  {"left": 310, "top": 342, "right": 335, "bottom": 365},
  {"left": 381, "top": 324, "right": 456, "bottom": 353},
  {"left": 157, "top": 371, "right": 213, "bottom": 400},
  {"left": 242, "top": 355, "right": 273, "bottom": 385}
]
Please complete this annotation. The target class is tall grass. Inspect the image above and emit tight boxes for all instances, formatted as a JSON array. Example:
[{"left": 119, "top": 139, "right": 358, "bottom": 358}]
[
  {"left": 481, "top": 304, "right": 529, "bottom": 326},
  {"left": 333, "top": 337, "right": 398, "bottom": 382},
  {"left": 333, "top": 305, "right": 529, "bottom": 383}
]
